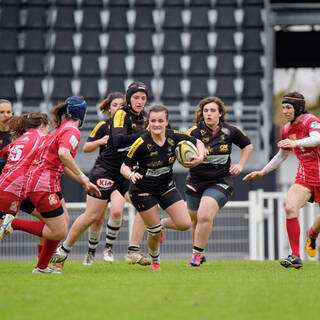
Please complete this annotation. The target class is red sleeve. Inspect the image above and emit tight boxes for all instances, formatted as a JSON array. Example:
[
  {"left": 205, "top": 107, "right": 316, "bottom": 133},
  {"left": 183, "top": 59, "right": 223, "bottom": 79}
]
[
  {"left": 58, "top": 127, "right": 81, "bottom": 156},
  {"left": 305, "top": 116, "right": 320, "bottom": 134}
]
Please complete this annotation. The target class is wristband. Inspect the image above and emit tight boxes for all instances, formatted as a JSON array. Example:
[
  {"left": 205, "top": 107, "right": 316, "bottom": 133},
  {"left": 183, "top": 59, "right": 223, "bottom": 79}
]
[
  {"left": 77, "top": 171, "right": 86, "bottom": 178},
  {"left": 128, "top": 172, "right": 135, "bottom": 180}
]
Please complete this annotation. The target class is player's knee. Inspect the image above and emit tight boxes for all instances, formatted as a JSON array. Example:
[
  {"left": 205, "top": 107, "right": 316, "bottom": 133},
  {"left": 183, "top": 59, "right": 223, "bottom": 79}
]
[
  {"left": 147, "top": 224, "right": 162, "bottom": 236},
  {"left": 285, "top": 203, "right": 298, "bottom": 218},
  {"left": 110, "top": 209, "right": 122, "bottom": 220}
]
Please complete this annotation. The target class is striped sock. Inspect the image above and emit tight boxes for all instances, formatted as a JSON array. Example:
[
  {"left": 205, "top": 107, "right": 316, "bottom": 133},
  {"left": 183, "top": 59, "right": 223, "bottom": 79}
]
[{"left": 105, "top": 218, "right": 121, "bottom": 248}]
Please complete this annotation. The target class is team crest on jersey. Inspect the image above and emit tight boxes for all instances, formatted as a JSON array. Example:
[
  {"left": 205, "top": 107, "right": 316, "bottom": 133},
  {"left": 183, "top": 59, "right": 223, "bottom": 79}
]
[
  {"left": 96, "top": 178, "right": 114, "bottom": 189},
  {"left": 221, "top": 128, "right": 230, "bottom": 135},
  {"left": 168, "top": 156, "right": 175, "bottom": 164},
  {"left": 69, "top": 135, "right": 79, "bottom": 150},
  {"left": 167, "top": 138, "right": 175, "bottom": 146},
  {"left": 289, "top": 134, "right": 296, "bottom": 141},
  {"left": 200, "top": 129, "right": 206, "bottom": 136},
  {"left": 132, "top": 123, "right": 136, "bottom": 128},
  {"left": 147, "top": 143, "right": 153, "bottom": 151},
  {"left": 310, "top": 121, "right": 320, "bottom": 129},
  {"left": 48, "top": 194, "right": 58, "bottom": 206},
  {"left": 9, "top": 201, "right": 18, "bottom": 212}
]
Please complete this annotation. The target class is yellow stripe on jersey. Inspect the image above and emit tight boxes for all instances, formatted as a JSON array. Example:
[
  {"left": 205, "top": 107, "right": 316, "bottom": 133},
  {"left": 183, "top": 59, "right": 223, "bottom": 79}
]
[
  {"left": 127, "top": 137, "right": 144, "bottom": 158},
  {"left": 187, "top": 125, "right": 197, "bottom": 135},
  {"left": 89, "top": 121, "right": 106, "bottom": 138},
  {"left": 174, "top": 129, "right": 189, "bottom": 135},
  {"left": 113, "top": 110, "right": 126, "bottom": 128},
  {"left": 229, "top": 124, "right": 247, "bottom": 136}
]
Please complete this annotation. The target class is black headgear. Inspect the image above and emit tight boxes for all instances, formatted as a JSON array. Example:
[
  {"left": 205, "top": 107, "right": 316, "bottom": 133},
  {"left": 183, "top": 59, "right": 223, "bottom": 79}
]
[
  {"left": 282, "top": 92, "right": 306, "bottom": 122},
  {"left": 125, "top": 81, "right": 148, "bottom": 109}
]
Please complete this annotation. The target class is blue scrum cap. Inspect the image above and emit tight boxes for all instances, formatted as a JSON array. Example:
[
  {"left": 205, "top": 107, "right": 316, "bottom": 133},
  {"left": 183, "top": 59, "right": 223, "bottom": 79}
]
[{"left": 65, "top": 96, "right": 87, "bottom": 128}]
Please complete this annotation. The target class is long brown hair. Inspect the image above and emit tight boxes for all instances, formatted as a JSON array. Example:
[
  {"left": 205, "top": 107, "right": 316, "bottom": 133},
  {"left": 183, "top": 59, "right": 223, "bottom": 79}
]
[
  {"left": 8, "top": 112, "right": 49, "bottom": 139},
  {"left": 52, "top": 102, "right": 73, "bottom": 128},
  {"left": 98, "top": 92, "right": 124, "bottom": 117},
  {"left": 194, "top": 97, "right": 227, "bottom": 124}
]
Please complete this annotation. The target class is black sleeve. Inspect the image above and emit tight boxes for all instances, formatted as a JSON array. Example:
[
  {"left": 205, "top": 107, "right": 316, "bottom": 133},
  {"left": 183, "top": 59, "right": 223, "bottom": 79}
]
[
  {"left": 230, "top": 125, "right": 252, "bottom": 149},
  {"left": 124, "top": 137, "right": 145, "bottom": 168},
  {"left": 112, "top": 132, "right": 141, "bottom": 148},
  {"left": 87, "top": 121, "right": 108, "bottom": 142}
]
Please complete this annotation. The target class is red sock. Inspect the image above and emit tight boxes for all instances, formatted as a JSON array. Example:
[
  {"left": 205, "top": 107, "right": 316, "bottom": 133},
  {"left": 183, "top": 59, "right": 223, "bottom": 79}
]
[
  {"left": 308, "top": 227, "right": 320, "bottom": 239},
  {"left": 37, "top": 239, "right": 60, "bottom": 269},
  {"left": 286, "top": 218, "right": 300, "bottom": 257},
  {"left": 12, "top": 219, "right": 45, "bottom": 237},
  {"left": 37, "top": 243, "right": 43, "bottom": 257}
]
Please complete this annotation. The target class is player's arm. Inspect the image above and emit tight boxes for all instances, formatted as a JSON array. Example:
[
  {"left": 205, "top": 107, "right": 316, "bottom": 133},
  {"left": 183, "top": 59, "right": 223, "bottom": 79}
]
[
  {"left": 278, "top": 131, "right": 320, "bottom": 148},
  {"left": 83, "top": 121, "right": 109, "bottom": 153},
  {"left": 230, "top": 143, "right": 253, "bottom": 176},
  {"left": 83, "top": 136, "right": 109, "bottom": 153},
  {"left": 59, "top": 147, "right": 101, "bottom": 197},
  {"left": 243, "top": 148, "right": 290, "bottom": 181}
]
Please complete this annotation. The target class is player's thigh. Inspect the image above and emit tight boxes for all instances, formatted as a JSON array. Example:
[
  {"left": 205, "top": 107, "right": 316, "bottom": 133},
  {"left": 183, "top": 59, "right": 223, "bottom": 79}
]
[
  {"left": 197, "top": 196, "right": 220, "bottom": 224},
  {"left": 286, "top": 183, "right": 311, "bottom": 211},
  {"left": 138, "top": 205, "right": 160, "bottom": 227},
  {"left": 110, "top": 189, "right": 126, "bottom": 217}
]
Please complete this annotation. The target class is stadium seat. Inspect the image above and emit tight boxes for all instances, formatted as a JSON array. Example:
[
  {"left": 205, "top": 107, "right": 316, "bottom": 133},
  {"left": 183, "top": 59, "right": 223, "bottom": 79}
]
[
  {"left": 0, "top": 30, "right": 19, "bottom": 52},
  {"left": 132, "top": 53, "right": 153, "bottom": 76},
  {"left": 242, "top": 75, "right": 263, "bottom": 104},
  {"left": 79, "top": 77, "right": 100, "bottom": 104},
  {"left": 22, "top": 6, "right": 48, "bottom": 29},
  {"left": 162, "top": 7, "right": 184, "bottom": 29},
  {"left": 79, "top": 30, "right": 102, "bottom": 53},
  {"left": 133, "top": 7, "right": 155, "bottom": 30},
  {"left": 105, "top": 77, "right": 127, "bottom": 94},
  {"left": 0, "top": 53, "right": 18, "bottom": 76},
  {"left": 133, "top": 30, "right": 155, "bottom": 53},
  {"left": 21, "top": 76, "right": 45, "bottom": 106},
  {"left": 50, "top": 53, "right": 74, "bottom": 76},
  {"left": 50, "top": 77, "right": 74, "bottom": 103},
  {"left": 107, "top": 7, "right": 128, "bottom": 30},
  {"left": 52, "top": 6, "right": 76, "bottom": 29},
  {"left": 242, "top": 53, "right": 263, "bottom": 75},
  {"left": 0, "top": 5, "right": 20, "bottom": 29},
  {"left": 161, "top": 77, "right": 183, "bottom": 105},
  {"left": 242, "top": 6, "right": 263, "bottom": 28},
  {"left": 189, "top": 76, "right": 210, "bottom": 104},
  {"left": 21, "top": 53, "right": 47, "bottom": 76},
  {"left": 189, "top": 6, "right": 210, "bottom": 29},
  {"left": 162, "top": 53, "right": 183, "bottom": 76},
  {"left": 79, "top": 53, "right": 100, "bottom": 76},
  {"left": 215, "top": 6, "right": 237, "bottom": 28},
  {"left": 105, "top": 53, "right": 127, "bottom": 76},
  {"left": 22, "top": 30, "right": 48, "bottom": 52},
  {"left": 162, "top": 30, "right": 184, "bottom": 53},
  {"left": 81, "top": 7, "right": 103, "bottom": 30},
  {"left": 189, "top": 30, "right": 210, "bottom": 53},
  {"left": 215, "top": 29, "right": 236, "bottom": 52},
  {"left": 242, "top": 29, "right": 263, "bottom": 52},
  {"left": 105, "top": 31, "right": 128, "bottom": 53},
  {"left": 189, "top": 53, "right": 210, "bottom": 76},
  {"left": 50, "top": 30, "right": 75, "bottom": 53},
  {"left": 215, "top": 52, "right": 236, "bottom": 75},
  {"left": 215, "top": 76, "right": 236, "bottom": 101},
  {"left": 0, "top": 77, "right": 16, "bottom": 101}
]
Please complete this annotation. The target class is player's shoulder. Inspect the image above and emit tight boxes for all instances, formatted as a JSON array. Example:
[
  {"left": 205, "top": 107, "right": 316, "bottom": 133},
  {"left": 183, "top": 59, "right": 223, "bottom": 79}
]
[{"left": 224, "top": 122, "right": 246, "bottom": 136}]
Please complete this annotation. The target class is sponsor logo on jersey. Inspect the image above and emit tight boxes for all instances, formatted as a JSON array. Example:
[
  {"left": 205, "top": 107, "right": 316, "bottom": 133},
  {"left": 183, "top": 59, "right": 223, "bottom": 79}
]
[
  {"left": 146, "top": 166, "right": 171, "bottom": 177},
  {"left": 150, "top": 151, "right": 158, "bottom": 156},
  {"left": 310, "top": 121, "right": 320, "bottom": 129},
  {"left": 69, "top": 135, "right": 79, "bottom": 150},
  {"left": 48, "top": 194, "right": 58, "bottom": 206},
  {"left": 219, "top": 144, "right": 229, "bottom": 152},
  {"left": 147, "top": 160, "right": 163, "bottom": 168},
  {"left": 168, "top": 156, "right": 175, "bottom": 164},
  {"left": 203, "top": 154, "right": 229, "bottom": 164},
  {"left": 289, "top": 134, "right": 296, "bottom": 141},
  {"left": 202, "top": 137, "right": 209, "bottom": 142},
  {"left": 127, "top": 137, "right": 144, "bottom": 158},
  {"left": 9, "top": 201, "right": 18, "bottom": 212},
  {"left": 96, "top": 178, "right": 115, "bottom": 189},
  {"left": 167, "top": 138, "right": 175, "bottom": 146}
]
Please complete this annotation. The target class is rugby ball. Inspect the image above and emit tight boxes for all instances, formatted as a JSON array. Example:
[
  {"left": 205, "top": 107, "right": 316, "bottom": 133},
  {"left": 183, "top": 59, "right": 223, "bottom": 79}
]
[{"left": 175, "top": 140, "right": 198, "bottom": 166}]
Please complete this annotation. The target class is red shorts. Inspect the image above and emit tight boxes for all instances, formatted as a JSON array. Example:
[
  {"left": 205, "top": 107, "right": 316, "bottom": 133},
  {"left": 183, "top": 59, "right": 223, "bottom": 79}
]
[
  {"left": 0, "top": 191, "right": 23, "bottom": 214},
  {"left": 28, "top": 192, "right": 64, "bottom": 218},
  {"left": 294, "top": 178, "right": 320, "bottom": 203}
]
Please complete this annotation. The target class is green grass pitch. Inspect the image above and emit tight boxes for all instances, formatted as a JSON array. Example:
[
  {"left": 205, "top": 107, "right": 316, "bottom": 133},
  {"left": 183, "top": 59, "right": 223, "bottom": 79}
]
[{"left": 1, "top": 260, "right": 319, "bottom": 320}]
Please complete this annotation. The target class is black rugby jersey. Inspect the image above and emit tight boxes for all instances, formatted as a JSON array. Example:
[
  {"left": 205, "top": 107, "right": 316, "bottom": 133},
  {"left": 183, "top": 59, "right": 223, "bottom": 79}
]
[
  {"left": 0, "top": 130, "right": 11, "bottom": 174},
  {"left": 124, "top": 128, "right": 197, "bottom": 194},
  {"left": 86, "top": 119, "right": 110, "bottom": 154},
  {"left": 187, "top": 121, "right": 251, "bottom": 182},
  {"left": 93, "top": 106, "right": 145, "bottom": 175}
]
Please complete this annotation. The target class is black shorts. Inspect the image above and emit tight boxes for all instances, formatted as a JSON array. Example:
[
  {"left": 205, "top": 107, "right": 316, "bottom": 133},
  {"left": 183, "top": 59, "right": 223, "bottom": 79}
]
[
  {"left": 89, "top": 171, "right": 129, "bottom": 201},
  {"left": 129, "top": 187, "right": 183, "bottom": 212}
]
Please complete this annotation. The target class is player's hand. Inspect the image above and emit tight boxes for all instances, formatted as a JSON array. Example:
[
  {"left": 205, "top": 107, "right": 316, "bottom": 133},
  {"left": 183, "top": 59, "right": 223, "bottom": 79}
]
[
  {"left": 229, "top": 163, "right": 243, "bottom": 176},
  {"left": 184, "top": 154, "right": 204, "bottom": 168},
  {"left": 277, "top": 138, "right": 297, "bottom": 148},
  {"left": 99, "top": 135, "right": 109, "bottom": 145},
  {"left": 242, "top": 170, "right": 266, "bottom": 181},
  {"left": 130, "top": 172, "right": 143, "bottom": 184},
  {"left": 80, "top": 175, "right": 101, "bottom": 197}
]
